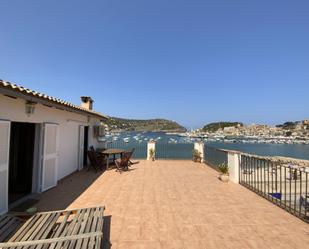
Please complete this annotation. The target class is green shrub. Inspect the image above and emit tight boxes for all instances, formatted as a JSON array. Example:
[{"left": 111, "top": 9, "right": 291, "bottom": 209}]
[
  {"left": 149, "top": 148, "right": 155, "bottom": 158},
  {"left": 192, "top": 149, "right": 202, "bottom": 162},
  {"left": 218, "top": 163, "right": 229, "bottom": 174}
]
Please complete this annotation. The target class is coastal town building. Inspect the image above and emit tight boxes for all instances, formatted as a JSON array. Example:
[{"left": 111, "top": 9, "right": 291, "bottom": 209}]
[
  {"left": 195, "top": 120, "right": 309, "bottom": 144},
  {"left": 0, "top": 80, "right": 107, "bottom": 214},
  {"left": 222, "top": 126, "right": 237, "bottom": 133},
  {"left": 303, "top": 120, "right": 309, "bottom": 124}
]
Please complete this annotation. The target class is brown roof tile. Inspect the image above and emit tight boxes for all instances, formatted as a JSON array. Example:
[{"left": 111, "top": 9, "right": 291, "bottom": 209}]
[{"left": 0, "top": 79, "right": 108, "bottom": 119}]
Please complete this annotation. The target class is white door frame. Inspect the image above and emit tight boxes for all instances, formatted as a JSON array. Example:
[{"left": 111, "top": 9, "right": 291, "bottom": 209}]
[
  {"left": 78, "top": 125, "right": 85, "bottom": 171},
  {"left": 0, "top": 120, "right": 11, "bottom": 214}
]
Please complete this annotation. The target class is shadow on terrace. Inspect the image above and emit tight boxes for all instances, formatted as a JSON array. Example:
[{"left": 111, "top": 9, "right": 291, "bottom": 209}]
[{"left": 35, "top": 169, "right": 104, "bottom": 211}]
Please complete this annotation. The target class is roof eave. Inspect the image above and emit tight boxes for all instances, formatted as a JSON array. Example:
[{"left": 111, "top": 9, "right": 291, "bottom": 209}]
[{"left": 0, "top": 85, "right": 108, "bottom": 120}]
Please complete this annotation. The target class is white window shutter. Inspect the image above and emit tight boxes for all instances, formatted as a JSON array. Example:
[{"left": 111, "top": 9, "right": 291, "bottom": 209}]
[{"left": 41, "top": 123, "right": 59, "bottom": 192}]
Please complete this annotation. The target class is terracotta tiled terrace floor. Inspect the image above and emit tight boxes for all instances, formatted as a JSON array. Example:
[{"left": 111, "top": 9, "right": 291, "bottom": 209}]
[{"left": 36, "top": 160, "right": 309, "bottom": 249}]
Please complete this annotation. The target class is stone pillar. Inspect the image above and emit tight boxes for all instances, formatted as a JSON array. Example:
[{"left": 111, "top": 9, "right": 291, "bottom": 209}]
[
  {"left": 227, "top": 151, "right": 241, "bottom": 183},
  {"left": 147, "top": 141, "right": 156, "bottom": 160},
  {"left": 194, "top": 142, "right": 205, "bottom": 162}
]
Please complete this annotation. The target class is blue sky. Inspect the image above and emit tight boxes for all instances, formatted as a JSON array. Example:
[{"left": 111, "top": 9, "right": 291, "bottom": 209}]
[{"left": 1, "top": 0, "right": 309, "bottom": 128}]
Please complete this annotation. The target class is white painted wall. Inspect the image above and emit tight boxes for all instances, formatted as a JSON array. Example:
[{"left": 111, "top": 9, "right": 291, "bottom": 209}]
[
  {"left": 0, "top": 95, "right": 102, "bottom": 182},
  {"left": 88, "top": 118, "right": 105, "bottom": 149}
]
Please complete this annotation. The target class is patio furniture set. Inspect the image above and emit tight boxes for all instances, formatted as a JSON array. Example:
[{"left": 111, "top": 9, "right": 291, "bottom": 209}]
[
  {"left": 0, "top": 146, "right": 136, "bottom": 248},
  {"left": 87, "top": 147, "right": 135, "bottom": 172}
]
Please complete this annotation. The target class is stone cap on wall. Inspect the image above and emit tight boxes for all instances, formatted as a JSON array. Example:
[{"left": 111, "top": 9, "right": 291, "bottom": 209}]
[{"left": 205, "top": 145, "right": 309, "bottom": 168}]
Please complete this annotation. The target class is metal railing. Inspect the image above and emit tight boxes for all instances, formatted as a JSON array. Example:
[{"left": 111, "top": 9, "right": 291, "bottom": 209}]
[
  {"left": 105, "top": 141, "right": 147, "bottom": 159},
  {"left": 155, "top": 143, "right": 194, "bottom": 159},
  {"left": 204, "top": 145, "right": 228, "bottom": 170},
  {"left": 240, "top": 154, "right": 309, "bottom": 222}
]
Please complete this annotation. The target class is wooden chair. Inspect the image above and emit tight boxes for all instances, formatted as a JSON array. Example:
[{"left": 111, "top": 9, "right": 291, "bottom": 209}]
[
  {"left": 123, "top": 148, "right": 135, "bottom": 166},
  {"left": 0, "top": 206, "right": 105, "bottom": 249},
  {"left": 115, "top": 156, "right": 130, "bottom": 172},
  {"left": 87, "top": 149, "right": 106, "bottom": 172}
]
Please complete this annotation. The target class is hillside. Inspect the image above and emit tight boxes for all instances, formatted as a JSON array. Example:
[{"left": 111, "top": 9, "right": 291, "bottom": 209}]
[
  {"left": 105, "top": 117, "right": 187, "bottom": 132},
  {"left": 202, "top": 122, "right": 243, "bottom": 132},
  {"left": 276, "top": 121, "right": 301, "bottom": 130}
]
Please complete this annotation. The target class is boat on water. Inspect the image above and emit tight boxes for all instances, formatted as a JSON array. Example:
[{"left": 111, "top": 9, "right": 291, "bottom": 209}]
[
  {"left": 168, "top": 138, "right": 178, "bottom": 144},
  {"left": 123, "top": 138, "right": 130, "bottom": 143},
  {"left": 105, "top": 131, "right": 309, "bottom": 146},
  {"left": 165, "top": 132, "right": 178, "bottom": 135}
]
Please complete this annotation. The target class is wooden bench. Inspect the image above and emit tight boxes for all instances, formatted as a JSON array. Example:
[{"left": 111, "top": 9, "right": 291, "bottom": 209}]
[
  {"left": 0, "top": 215, "right": 23, "bottom": 242},
  {"left": 0, "top": 206, "right": 104, "bottom": 249}
]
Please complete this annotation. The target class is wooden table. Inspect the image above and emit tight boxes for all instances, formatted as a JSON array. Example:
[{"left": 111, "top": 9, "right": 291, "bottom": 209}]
[{"left": 102, "top": 148, "right": 125, "bottom": 169}]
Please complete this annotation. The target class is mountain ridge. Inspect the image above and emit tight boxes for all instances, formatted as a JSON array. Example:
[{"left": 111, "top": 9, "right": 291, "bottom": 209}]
[{"left": 104, "top": 117, "right": 187, "bottom": 132}]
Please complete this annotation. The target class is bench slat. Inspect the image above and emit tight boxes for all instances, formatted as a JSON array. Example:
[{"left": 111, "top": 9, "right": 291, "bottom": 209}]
[
  {"left": 0, "top": 232, "right": 102, "bottom": 248},
  {"left": 9, "top": 215, "right": 42, "bottom": 242},
  {"left": 0, "top": 217, "right": 22, "bottom": 242}
]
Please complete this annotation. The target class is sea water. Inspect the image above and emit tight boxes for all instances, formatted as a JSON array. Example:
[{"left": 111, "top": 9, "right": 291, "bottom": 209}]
[{"left": 105, "top": 132, "right": 309, "bottom": 160}]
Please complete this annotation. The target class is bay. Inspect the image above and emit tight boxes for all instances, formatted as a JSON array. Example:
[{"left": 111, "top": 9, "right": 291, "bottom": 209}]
[{"left": 104, "top": 131, "right": 309, "bottom": 160}]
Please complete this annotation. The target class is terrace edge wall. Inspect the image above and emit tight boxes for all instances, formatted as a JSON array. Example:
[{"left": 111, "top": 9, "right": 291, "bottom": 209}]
[
  {"left": 227, "top": 151, "right": 240, "bottom": 183},
  {"left": 147, "top": 141, "right": 156, "bottom": 160},
  {"left": 204, "top": 145, "right": 240, "bottom": 183},
  {"left": 194, "top": 142, "right": 204, "bottom": 162}
]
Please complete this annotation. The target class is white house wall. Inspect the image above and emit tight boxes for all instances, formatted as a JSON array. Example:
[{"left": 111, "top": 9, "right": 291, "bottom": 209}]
[
  {"left": 88, "top": 119, "right": 105, "bottom": 149},
  {"left": 0, "top": 95, "right": 102, "bottom": 181}
]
